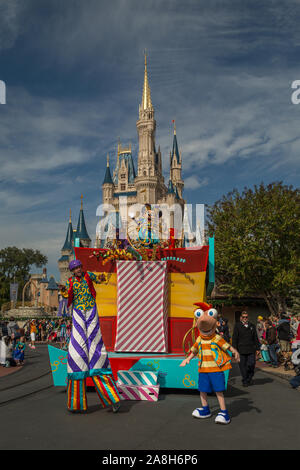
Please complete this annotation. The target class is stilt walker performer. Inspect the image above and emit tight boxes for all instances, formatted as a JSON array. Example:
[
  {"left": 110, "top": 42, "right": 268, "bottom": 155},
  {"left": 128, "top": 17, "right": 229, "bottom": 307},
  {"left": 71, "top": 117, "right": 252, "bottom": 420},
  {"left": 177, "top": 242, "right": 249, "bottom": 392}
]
[{"left": 61, "top": 259, "right": 121, "bottom": 413}]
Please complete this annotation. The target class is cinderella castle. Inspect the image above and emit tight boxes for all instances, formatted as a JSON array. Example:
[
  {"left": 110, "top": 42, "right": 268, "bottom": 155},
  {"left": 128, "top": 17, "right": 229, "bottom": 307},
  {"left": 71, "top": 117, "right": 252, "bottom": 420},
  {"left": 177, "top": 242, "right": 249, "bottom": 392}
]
[{"left": 58, "top": 54, "right": 186, "bottom": 283}]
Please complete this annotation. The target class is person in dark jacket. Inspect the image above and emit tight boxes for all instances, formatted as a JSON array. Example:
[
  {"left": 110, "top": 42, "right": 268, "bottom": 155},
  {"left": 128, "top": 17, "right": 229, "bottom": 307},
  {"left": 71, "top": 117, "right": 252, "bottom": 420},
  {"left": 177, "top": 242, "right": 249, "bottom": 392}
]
[
  {"left": 217, "top": 316, "right": 231, "bottom": 343},
  {"left": 277, "top": 312, "right": 291, "bottom": 358},
  {"left": 265, "top": 320, "right": 279, "bottom": 367},
  {"left": 232, "top": 311, "right": 261, "bottom": 386}
]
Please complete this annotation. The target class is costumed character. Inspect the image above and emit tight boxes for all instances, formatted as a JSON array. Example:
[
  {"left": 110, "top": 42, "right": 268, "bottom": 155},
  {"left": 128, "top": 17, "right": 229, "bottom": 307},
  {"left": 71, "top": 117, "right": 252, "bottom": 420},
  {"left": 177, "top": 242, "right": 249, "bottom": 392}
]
[
  {"left": 13, "top": 337, "right": 26, "bottom": 365},
  {"left": 61, "top": 259, "right": 121, "bottom": 413},
  {"left": 180, "top": 302, "right": 240, "bottom": 424},
  {"left": 58, "top": 288, "right": 69, "bottom": 317},
  {"left": 59, "top": 320, "right": 67, "bottom": 344},
  {"left": 135, "top": 204, "right": 163, "bottom": 247}
]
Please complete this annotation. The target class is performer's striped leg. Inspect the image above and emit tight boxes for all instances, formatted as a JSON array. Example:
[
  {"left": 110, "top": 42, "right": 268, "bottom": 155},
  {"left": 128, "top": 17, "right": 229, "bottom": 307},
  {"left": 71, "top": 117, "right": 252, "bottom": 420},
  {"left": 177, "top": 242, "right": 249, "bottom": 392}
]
[
  {"left": 102, "top": 374, "right": 121, "bottom": 413},
  {"left": 67, "top": 307, "right": 90, "bottom": 378},
  {"left": 86, "top": 305, "right": 110, "bottom": 374},
  {"left": 67, "top": 378, "right": 87, "bottom": 412},
  {"left": 92, "top": 374, "right": 121, "bottom": 409}
]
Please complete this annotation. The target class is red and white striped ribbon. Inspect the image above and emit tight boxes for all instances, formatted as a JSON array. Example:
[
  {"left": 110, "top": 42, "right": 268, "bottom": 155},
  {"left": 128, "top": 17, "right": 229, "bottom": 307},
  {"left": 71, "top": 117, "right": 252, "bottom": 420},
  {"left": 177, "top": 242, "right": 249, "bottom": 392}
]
[{"left": 117, "top": 383, "right": 160, "bottom": 401}]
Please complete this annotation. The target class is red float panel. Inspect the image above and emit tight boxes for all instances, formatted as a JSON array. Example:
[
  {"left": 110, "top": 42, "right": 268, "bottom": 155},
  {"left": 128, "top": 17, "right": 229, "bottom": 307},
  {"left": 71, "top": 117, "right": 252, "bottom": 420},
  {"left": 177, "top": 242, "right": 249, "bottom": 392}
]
[{"left": 74, "top": 246, "right": 209, "bottom": 274}]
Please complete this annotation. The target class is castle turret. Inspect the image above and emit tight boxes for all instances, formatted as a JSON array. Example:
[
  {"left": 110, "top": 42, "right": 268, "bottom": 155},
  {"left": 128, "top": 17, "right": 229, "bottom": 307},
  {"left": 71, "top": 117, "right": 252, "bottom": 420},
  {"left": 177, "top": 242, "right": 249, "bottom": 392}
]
[
  {"left": 170, "top": 121, "right": 184, "bottom": 199},
  {"left": 45, "top": 276, "right": 59, "bottom": 308},
  {"left": 95, "top": 53, "right": 187, "bottom": 247},
  {"left": 102, "top": 154, "right": 114, "bottom": 205},
  {"left": 62, "top": 211, "right": 74, "bottom": 251},
  {"left": 76, "top": 195, "right": 91, "bottom": 247},
  {"left": 135, "top": 53, "right": 165, "bottom": 204},
  {"left": 58, "top": 210, "right": 74, "bottom": 284}
]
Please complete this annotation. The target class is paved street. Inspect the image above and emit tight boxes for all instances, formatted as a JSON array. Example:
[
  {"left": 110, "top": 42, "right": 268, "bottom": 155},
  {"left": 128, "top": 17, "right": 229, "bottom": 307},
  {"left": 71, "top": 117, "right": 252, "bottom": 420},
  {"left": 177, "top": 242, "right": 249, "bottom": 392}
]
[{"left": 0, "top": 345, "right": 299, "bottom": 450}]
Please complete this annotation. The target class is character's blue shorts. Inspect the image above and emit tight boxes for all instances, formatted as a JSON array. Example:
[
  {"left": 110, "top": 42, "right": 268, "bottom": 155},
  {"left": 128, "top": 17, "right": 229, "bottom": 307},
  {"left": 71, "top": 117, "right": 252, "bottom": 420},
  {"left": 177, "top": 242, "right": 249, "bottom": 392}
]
[{"left": 198, "top": 371, "right": 226, "bottom": 393}]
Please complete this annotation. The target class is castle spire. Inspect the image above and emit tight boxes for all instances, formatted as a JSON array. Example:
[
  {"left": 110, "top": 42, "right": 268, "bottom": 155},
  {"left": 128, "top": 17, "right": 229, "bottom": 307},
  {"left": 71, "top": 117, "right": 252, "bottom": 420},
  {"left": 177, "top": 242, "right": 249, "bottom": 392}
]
[
  {"left": 171, "top": 121, "right": 180, "bottom": 164},
  {"left": 102, "top": 154, "right": 113, "bottom": 184},
  {"left": 103, "top": 153, "right": 114, "bottom": 185},
  {"left": 76, "top": 195, "right": 91, "bottom": 242},
  {"left": 62, "top": 211, "right": 74, "bottom": 251},
  {"left": 167, "top": 179, "right": 175, "bottom": 194},
  {"left": 169, "top": 122, "right": 184, "bottom": 200},
  {"left": 173, "top": 119, "right": 176, "bottom": 135},
  {"left": 141, "top": 51, "right": 153, "bottom": 110}
]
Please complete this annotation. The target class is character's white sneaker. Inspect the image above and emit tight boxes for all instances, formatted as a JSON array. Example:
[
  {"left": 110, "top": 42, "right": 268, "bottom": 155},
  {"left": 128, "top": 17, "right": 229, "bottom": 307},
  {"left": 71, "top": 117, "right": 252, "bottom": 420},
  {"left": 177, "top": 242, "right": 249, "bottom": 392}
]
[
  {"left": 192, "top": 407, "right": 212, "bottom": 419},
  {"left": 215, "top": 410, "right": 231, "bottom": 424}
]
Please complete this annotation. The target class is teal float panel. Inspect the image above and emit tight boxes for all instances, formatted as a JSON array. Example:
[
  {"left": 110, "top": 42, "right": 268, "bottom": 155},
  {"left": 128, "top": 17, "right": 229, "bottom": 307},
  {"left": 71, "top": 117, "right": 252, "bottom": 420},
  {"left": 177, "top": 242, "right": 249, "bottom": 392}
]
[
  {"left": 130, "top": 356, "right": 230, "bottom": 390},
  {"left": 48, "top": 345, "right": 68, "bottom": 386},
  {"left": 48, "top": 346, "right": 230, "bottom": 389}
]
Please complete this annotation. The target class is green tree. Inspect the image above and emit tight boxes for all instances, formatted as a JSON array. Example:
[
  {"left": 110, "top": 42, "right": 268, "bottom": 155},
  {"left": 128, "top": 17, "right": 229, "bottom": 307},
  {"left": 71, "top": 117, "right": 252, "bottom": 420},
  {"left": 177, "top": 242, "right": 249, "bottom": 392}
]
[
  {"left": 0, "top": 247, "right": 48, "bottom": 308},
  {"left": 207, "top": 182, "right": 300, "bottom": 316},
  {"left": 288, "top": 286, "right": 300, "bottom": 315}
]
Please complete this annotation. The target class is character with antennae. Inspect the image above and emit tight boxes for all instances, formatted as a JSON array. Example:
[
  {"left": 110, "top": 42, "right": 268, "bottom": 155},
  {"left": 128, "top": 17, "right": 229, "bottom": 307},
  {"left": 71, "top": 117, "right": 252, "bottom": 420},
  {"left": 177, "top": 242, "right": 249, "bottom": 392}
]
[{"left": 180, "top": 301, "right": 240, "bottom": 424}]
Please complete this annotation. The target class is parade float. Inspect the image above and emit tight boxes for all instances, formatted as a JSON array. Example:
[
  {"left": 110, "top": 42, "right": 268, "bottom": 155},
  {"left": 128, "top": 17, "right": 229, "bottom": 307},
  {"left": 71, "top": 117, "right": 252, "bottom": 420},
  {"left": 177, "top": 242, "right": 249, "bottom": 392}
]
[{"left": 48, "top": 223, "right": 223, "bottom": 399}]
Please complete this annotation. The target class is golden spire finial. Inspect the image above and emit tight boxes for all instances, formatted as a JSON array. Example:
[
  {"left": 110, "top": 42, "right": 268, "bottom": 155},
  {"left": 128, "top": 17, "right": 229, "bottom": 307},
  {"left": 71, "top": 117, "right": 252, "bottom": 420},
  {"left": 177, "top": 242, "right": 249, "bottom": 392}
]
[
  {"left": 69, "top": 209, "right": 72, "bottom": 223},
  {"left": 142, "top": 50, "right": 153, "bottom": 110},
  {"left": 80, "top": 194, "right": 83, "bottom": 209},
  {"left": 172, "top": 119, "right": 176, "bottom": 135},
  {"left": 107, "top": 153, "right": 110, "bottom": 167}
]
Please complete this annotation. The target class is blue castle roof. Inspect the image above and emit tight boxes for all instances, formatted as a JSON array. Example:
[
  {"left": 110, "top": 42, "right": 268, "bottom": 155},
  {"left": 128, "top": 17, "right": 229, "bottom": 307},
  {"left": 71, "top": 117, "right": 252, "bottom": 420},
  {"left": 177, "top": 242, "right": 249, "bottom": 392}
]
[
  {"left": 113, "top": 152, "right": 136, "bottom": 185},
  {"left": 47, "top": 276, "right": 59, "bottom": 291},
  {"left": 167, "top": 179, "right": 175, "bottom": 194},
  {"left": 103, "top": 164, "right": 113, "bottom": 185},
  {"left": 172, "top": 133, "right": 180, "bottom": 164},
  {"left": 76, "top": 207, "right": 91, "bottom": 241},
  {"left": 62, "top": 220, "right": 74, "bottom": 251}
]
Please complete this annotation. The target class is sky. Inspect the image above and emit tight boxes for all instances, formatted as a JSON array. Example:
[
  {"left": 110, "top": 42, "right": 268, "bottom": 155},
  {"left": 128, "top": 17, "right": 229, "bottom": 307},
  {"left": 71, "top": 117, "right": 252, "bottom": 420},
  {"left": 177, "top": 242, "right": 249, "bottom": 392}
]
[{"left": 0, "top": 0, "right": 300, "bottom": 280}]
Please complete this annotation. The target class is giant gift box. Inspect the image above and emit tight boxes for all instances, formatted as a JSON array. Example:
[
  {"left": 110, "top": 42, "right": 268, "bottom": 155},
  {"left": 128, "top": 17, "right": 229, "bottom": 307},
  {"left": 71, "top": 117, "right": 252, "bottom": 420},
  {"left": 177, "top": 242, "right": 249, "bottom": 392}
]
[{"left": 114, "top": 260, "right": 168, "bottom": 353}]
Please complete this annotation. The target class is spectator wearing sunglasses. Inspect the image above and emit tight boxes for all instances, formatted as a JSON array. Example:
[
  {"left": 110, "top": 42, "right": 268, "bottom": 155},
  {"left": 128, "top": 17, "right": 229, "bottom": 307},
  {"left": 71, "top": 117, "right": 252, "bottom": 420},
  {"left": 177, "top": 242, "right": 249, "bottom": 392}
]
[{"left": 232, "top": 311, "right": 261, "bottom": 387}]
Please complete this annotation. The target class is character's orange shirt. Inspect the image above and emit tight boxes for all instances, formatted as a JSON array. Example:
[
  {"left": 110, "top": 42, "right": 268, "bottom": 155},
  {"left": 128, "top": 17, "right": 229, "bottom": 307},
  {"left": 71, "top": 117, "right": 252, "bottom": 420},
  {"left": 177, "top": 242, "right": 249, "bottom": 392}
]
[{"left": 190, "top": 333, "right": 232, "bottom": 373}]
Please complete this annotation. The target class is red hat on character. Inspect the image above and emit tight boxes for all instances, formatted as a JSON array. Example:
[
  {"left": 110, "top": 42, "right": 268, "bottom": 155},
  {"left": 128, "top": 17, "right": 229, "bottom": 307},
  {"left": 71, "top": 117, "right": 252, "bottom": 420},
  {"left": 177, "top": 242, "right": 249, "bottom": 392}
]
[{"left": 193, "top": 302, "right": 213, "bottom": 311}]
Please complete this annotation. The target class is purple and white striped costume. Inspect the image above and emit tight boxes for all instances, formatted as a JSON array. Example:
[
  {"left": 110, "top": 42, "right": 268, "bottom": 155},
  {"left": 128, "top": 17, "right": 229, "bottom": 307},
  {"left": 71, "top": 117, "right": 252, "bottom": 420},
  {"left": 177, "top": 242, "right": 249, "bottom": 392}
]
[
  {"left": 65, "top": 268, "right": 120, "bottom": 411},
  {"left": 67, "top": 304, "right": 110, "bottom": 380}
]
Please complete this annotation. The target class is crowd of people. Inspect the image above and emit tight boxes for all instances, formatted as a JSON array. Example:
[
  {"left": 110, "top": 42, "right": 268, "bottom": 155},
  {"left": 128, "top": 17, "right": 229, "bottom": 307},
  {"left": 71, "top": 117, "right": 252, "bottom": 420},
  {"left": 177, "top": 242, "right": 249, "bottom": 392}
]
[
  {"left": 216, "top": 310, "right": 300, "bottom": 389},
  {"left": 255, "top": 312, "right": 300, "bottom": 368},
  {"left": 22, "top": 317, "right": 72, "bottom": 349},
  {"left": 1, "top": 311, "right": 300, "bottom": 390},
  {"left": 0, "top": 316, "right": 72, "bottom": 368}
]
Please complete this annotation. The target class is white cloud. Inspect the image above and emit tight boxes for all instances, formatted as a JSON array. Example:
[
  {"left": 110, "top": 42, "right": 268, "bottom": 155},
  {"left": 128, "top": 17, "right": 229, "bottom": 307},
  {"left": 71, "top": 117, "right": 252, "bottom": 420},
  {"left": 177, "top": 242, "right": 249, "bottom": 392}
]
[
  {"left": 185, "top": 176, "right": 209, "bottom": 190},
  {"left": 0, "top": 88, "right": 113, "bottom": 182},
  {"left": 0, "top": 0, "right": 24, "bottom": 50}
]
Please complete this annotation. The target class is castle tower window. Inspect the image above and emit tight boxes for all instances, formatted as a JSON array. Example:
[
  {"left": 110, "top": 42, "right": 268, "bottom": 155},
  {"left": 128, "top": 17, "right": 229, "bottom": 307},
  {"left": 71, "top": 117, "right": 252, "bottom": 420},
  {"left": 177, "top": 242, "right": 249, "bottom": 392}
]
[{"left": 121, "top": 184, "right": 126, "bottom": 191}]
